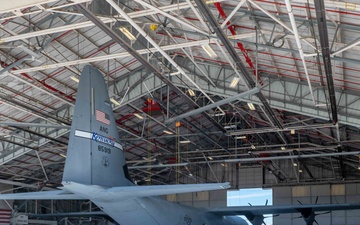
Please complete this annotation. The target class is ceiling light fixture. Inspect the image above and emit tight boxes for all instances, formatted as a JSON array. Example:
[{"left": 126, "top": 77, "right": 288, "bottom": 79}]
[
  {"left": 59, "top": 153, "right": 67, "bottom": 158},
  {"left": 179, "top": 140, "right": 191, "bottom": 144},
  {"left": 235, "top": 136, "right": 247, "bottom": 139},
  {"left": 169, "top": 71, "right": 181, "bottom": 76},
  {"left": 291, "top": 129, "right": 295, "bottom": 135},
  {"left": 281, "top": 146, "right": 286, "bottom": 150},
  {"left": 202, "top": 44, "right": 217, "bottom": 58},
  {"left": 229, "top": 77, "right": 240, "bottom": 88},
  {"left": 224, "top": 125, "right": 237, "bottom": 129},
  {"left": 188, "top": 89, "right": 195, "bottom": 97},
  {"left": 251, "top": 145, "right": 256, "bottom": 149},
  {"left": 247, "top": 102, "right": 256, "bottom": 110},
  {"left": 70, "top": 76, "right": 79, "bottom": 83},
  {"left": 213, "top": 113, "right": 225, "bottom": 116},
  {"left": 163, "top": 130, "right": 173, "bottom": 135},
  {"left": 293, "top": 163, "right": 298, "bottom": 166},
  {"left": 208, "top": 156, "right": 213, "bottom": 160},
  {"left": 299, "top": 169, "right": 303, "bottom": 173},
  {"left": 134, "top": 113, "right": 144, "bottom": 119},
  {"left": 119, "top": 27, "right": 136, "bottom": 41},
  {"left": 110, "top": 98, "right": 120, "bottom": 106}
]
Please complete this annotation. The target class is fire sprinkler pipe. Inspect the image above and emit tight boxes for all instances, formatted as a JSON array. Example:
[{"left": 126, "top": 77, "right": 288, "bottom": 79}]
[{"left": 214, "top": 2, "right": 259, "bottom": 82}]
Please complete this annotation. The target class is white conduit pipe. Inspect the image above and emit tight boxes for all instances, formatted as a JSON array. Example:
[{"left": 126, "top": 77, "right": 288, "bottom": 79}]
[
  {"left": 285, "top": 0, "right": 317, "bottom": 105},
  {"left": 331, "top": 39, "right": 360, "bottom": 57},
  {"left": 220, "top": 0, "right": 247, "bottom": 29}
]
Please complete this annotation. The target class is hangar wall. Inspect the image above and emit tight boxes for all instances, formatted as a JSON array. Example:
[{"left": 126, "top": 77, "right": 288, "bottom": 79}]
[
  {"left": 176, "top": 165, "right": 360, "bottom": 225},
  {"left": 0, "top": 183, "right": 13, "bottom": 210},
  {"left": 166, "top": 189, "right": 227, "bottom": 208},
  {"left": 273, "top": 183, "right": 360, "bottom": 225}
]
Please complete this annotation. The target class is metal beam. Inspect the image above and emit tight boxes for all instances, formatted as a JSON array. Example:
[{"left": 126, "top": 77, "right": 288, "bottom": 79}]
[
  {"left": 229, "top": 123, "right": 335, "bottom": 136},
  {"left": 129, "top": 163, "right": 188, "bottom": 170},
  {"left": 193, "top": 0, "right": 285, "bottom": 134},
  {"left": 166, "top": 87, "right": 259, "bottom": 124},
  {"left": 73, "top": 2, "right": 227, "bottom": 135},
  {"left": 314, "top": 0, "right": 338, "bottom": 124},
  {"left": 222, "top": 151, "right": 360, "bottom": 163},
  {"left": 0, "top": 122, "right": 70, "bottom": 129}
]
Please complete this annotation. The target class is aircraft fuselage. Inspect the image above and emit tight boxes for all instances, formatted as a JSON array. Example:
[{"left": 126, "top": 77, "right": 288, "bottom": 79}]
[{"left": 93, "top": 196, "right": 248, "bottom": 225}]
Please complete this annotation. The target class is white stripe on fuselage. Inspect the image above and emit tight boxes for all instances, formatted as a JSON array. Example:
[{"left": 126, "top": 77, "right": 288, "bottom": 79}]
[{"left": 74, "top": 130, "right": 122, "bottom": 150}]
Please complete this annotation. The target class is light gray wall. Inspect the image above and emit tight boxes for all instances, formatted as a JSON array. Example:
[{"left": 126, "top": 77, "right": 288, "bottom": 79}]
[
  {"left": 0, "top": 183, "right": 13, "bottom": 210},
  {"left": 273, "top": 183, "right": 360, "bottom": 225},
  {"left": 190, "top": 164, "right": 264, "bottom": 188},
  {"left": 166, "top": 189, "right": 227, "bottom": 208},
  {"left": 170, "top": 181, "right": 360, "bottom": 225}
]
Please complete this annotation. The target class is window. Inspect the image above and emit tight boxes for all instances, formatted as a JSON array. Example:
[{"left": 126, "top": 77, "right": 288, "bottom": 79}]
[{"left": 227, "top": 188, "right": 273, "bottom": 225}]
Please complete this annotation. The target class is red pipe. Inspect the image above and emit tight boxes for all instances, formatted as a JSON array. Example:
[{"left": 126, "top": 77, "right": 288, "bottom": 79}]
[
  {"left": 213, "top": 2, "right": 262, "bottom": 84},
  {"left": 1, "top": 61, "right": 75, "bottom": 102},
  {"left": 51, "top": 30, "right": 74, "bottom": 43},
  {"left": 38, "top": 80, "right": 75, "bottom": 101},
  {"left": 1, "top": 7, "right": 31, "bottom": 25},
  {"left": 109, "top": 59, "right": 138, "bottom": 76}
]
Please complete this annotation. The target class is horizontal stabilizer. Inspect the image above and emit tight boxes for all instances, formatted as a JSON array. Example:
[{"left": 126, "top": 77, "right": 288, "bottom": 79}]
[
  {"left": 0, "top": 190, "right": 86, "bottom": 200},
  {"left": 62, "top": 181, "right": 230, "bottom": 200},
  {"left": 106, "top": 182, "right": 230, "bottom": 197}
]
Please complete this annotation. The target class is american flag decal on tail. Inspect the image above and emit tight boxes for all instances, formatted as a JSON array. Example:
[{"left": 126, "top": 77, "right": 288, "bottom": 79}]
[
  {"left": 96, "top": 109, "right": 110, "bottom": 125},
  {"left": 0, "top": 209, "right": 11, "bottom": 225}
]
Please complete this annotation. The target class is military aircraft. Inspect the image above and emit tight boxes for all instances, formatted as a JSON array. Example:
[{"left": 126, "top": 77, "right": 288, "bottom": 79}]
[{"left": 0, "top": 65, "right": 360, "bottom": 225}]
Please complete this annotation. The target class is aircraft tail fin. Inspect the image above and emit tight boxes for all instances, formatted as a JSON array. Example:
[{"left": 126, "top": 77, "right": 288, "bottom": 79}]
[{"left": 62, "top": 65, "right": 132, "bottom": 187}]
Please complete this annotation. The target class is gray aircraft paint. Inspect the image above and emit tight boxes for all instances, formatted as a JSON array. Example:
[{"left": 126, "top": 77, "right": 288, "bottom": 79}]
[{"left": 63, "top": 65, "right": 131, "bottom": 187}]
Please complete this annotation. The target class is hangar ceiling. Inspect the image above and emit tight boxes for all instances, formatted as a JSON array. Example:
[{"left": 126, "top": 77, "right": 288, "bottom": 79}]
[{"left": 0, "top": 0, "right": 360, "bottom": 188}]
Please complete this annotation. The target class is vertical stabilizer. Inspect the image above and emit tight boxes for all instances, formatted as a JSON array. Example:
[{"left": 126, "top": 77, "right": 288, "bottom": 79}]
[{"left": 63, "top": 65, "right": 132, "bottom": 187}]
